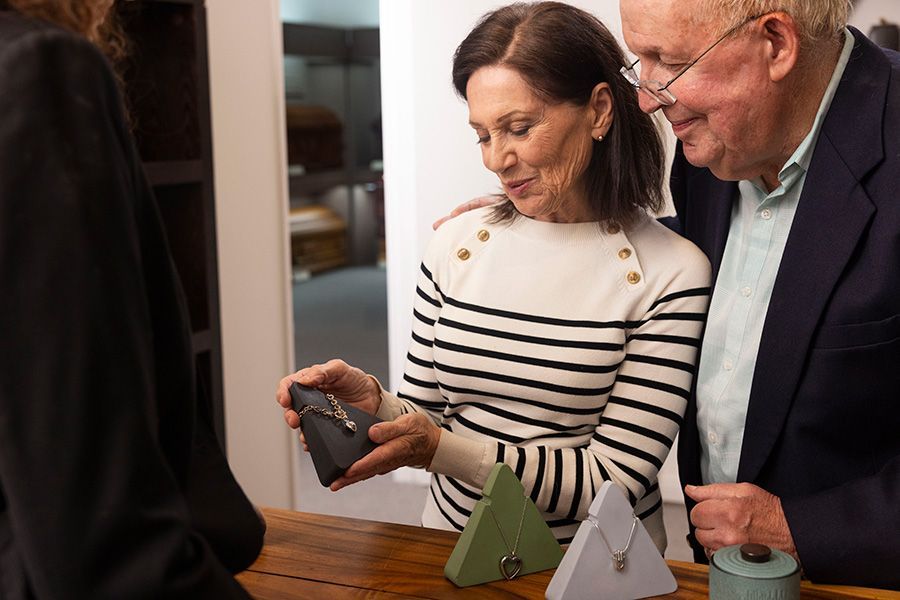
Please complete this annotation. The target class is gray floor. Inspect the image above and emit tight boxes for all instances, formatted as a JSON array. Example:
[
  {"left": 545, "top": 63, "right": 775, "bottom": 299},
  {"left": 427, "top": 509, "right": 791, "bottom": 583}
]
[
  {"left": 291, "top": 265, "right": 693, "bottom": 561},
  {"left": 293, "top": 265, "right": 390, "bottom": 383}
]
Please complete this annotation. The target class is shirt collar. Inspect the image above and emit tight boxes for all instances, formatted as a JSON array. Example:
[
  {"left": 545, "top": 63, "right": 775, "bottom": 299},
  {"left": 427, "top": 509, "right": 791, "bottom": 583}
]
[{"left": 748, "top": 28, "right": 855, "bottom": 193}]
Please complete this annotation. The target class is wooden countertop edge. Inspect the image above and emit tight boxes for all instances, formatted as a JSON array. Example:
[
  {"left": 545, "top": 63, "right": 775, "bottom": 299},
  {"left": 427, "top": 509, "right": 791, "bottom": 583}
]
[{"left": 250, "top": 507, "right": 900, "bottom": 600}]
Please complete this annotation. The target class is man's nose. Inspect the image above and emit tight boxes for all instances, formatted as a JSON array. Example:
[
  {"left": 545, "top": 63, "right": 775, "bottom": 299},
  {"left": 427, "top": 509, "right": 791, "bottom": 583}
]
[{"left": 638, "top": 91, "right": 664, "bottom": 114}]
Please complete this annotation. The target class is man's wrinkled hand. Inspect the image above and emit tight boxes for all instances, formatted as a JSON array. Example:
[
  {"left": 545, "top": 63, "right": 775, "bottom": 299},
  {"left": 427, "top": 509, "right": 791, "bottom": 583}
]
[
  {"left": 685, "top": 482, "right": 799, "bottom": 563},
  {"left": 432, "top": 196, "right": 500, "bottom": 230}
]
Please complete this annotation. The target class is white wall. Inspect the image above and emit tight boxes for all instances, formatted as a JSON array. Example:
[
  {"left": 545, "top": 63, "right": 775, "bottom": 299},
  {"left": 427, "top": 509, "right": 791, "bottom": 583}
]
[
  {"left": 851, "top": 0, "right": 900, "bottom": 34},
  {"left": 205, "top": 0, "right": 294, "bottom": 508}
]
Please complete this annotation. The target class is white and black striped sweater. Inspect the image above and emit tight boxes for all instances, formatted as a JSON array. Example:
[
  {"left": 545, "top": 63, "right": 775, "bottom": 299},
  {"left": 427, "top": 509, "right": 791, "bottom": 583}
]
[{"left": 376, "top": 207, "right": 711, "bottom": 551}]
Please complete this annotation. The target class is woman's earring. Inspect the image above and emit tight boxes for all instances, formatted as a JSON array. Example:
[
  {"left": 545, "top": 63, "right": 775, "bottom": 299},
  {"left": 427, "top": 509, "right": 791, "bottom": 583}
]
[{"left": 596, "top": 134, "right": 604, "bottom": 142}]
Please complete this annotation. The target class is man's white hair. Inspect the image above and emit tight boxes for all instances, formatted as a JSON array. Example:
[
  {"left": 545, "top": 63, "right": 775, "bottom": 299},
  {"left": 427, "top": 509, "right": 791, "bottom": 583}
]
[{"left": 696, "top": 0, "right": 851, "bottom": 46}]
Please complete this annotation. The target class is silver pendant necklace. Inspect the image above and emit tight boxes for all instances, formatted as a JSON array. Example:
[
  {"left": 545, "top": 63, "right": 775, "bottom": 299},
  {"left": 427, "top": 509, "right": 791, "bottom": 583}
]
[
  {"left": 486, "top": 495, "right": 528, "bottom": 580},
  {"left": 589, "top": 514, "right": 639, "bottom": 571},
  {"left": 296, "top": 392, "right": 357, "bottom": 432}
]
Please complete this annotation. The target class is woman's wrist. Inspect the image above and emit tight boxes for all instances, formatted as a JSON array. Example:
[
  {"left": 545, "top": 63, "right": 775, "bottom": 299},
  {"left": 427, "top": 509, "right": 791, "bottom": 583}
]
[
  {"left": 365, "top": 374, "right": 384, "bottom": 414},
  {"left": 424, "top": 424, "right": 442, "bottom": 469},
  {"left": 427, "top": 430, "right": 493, "bottom": 488}
]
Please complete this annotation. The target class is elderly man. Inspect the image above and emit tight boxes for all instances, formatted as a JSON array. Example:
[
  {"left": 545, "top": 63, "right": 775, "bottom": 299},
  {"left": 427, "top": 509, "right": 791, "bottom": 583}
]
[{"left": 619, "top": 0, "right": 899, "bottom": 589}]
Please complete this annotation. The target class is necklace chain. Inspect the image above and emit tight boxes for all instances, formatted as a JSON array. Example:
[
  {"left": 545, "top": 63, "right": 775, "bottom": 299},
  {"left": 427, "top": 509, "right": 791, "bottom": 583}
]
[
  {"left": 486, "top": 495, "right": 527, "bottom": 555},
  {"left": 296, "top": 393, "right": 357, "bottom": 432},
  {"left": 486, "top": 494, "right": 528, "bottom": 580},
  {"left": 589, "top": 514, "right": 639, "bottom": 571}
]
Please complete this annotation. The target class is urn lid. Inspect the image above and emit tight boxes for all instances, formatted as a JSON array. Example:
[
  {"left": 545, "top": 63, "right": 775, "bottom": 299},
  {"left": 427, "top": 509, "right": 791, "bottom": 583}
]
[{"left": 712, "top": 544, "right": 799, "bottom": 579}]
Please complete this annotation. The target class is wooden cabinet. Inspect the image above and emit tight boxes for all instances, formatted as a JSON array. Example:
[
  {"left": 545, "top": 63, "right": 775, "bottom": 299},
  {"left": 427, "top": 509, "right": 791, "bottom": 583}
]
[{"left": 118, "top": 0, "right": 226, "bottom": 445}]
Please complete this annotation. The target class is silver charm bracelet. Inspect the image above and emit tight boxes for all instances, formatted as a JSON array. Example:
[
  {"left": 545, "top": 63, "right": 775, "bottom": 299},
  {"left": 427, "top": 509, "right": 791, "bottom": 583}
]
[{"left": 296, "top": 393, "right": 357, "bottom": 432}]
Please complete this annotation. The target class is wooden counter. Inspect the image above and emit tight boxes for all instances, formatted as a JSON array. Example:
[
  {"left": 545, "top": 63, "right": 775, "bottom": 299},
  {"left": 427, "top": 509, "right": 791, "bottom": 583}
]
[{"left": 237, "top": 508, "right": 899, "bottom": 599}]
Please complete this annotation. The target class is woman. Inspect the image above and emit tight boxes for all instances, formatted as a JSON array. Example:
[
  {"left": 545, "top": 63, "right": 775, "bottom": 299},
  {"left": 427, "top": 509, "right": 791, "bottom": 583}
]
[
  {"left": 278, "top": 1, "right": 710, "bottom": 551},
  {"left": 0, "top": 1, "right": 262, "bottom": 596}
]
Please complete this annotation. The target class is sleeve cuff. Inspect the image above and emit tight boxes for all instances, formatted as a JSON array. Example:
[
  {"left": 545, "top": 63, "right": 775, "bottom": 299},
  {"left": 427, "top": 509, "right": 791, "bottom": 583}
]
[
  {"left": 428, "top": 429, "right": 494, "bottom": 489},
  {"left": 369, "top": 375, "right": 404, "bottom": 421}
]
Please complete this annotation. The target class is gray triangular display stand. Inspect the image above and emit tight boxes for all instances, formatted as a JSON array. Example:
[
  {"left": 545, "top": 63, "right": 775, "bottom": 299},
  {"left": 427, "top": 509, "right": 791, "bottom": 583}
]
[{"left": 545, "top": 482, "right": 677, "bottom": 600}]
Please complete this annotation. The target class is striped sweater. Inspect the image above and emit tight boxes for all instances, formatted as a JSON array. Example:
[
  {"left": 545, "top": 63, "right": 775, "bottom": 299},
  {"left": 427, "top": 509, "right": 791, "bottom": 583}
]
[{"left": 376, "top": 206, "right": 711, "bottom": 550}]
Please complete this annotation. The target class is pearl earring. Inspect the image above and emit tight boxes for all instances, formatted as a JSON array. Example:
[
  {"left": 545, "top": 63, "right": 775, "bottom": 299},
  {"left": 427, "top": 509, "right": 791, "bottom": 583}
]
[{"left": 596, "top": 134, "right": 604, "bottom": 142}]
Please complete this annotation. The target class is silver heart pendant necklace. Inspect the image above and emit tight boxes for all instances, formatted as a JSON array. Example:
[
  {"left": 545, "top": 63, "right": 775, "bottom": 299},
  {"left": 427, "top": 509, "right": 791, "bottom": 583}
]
[{"left": 486, "top": 494, "right": 528, "bottom": 580}]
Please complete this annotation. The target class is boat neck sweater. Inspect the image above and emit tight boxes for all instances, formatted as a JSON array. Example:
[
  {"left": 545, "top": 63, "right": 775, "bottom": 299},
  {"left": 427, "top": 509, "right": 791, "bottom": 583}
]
[{"left": 376, "top": 206, "right": 711, "bottom": 550}]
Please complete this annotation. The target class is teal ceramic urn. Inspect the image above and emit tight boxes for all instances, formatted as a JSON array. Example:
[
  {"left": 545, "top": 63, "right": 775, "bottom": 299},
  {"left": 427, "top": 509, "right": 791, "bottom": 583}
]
[{"left": 709, "top": 543, "right": 800, "bottom": 600}]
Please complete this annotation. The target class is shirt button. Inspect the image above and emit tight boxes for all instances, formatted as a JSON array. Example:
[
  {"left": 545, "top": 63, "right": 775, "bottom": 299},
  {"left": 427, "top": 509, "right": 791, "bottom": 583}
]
[
  {"left": 457, "top": 248, "right": 470, "bottom": 260},
  {"left": 626, "top": 271, "right": 641, "bottom": 285},
  {"left": 708, "top": 431, "right": 718, "bottom": 444},
  {"left": 741, "top": 286, "right": 752, "bottom": 297},
  {"left": 477, "top": 229, "right": 490, "bottom": 242},
  {"left": 608, "top": 223, "right": 621, "bottom": 235},
  {"left": 618, "top": 248, "right": 632, "bottom": 260},
  {"left": 723, "top": 358, "right": 734, "bottom": 371},
  {"left": 760, "top": 208, "right": 773, "bottom": 220}
]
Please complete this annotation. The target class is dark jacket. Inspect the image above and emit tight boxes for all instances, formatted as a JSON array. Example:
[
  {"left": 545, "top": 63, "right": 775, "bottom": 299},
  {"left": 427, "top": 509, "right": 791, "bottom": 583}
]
[
  {"left": 0, "top": 12, "right": 263, "bottom": 598},
  {"left": 672, "top": 28, "right": 900, "bottom": 590}
]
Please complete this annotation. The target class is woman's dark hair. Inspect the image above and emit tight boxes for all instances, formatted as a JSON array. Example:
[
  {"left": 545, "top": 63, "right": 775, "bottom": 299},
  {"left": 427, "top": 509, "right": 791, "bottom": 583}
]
[{"left": 452, "top": 1, "right": 665, "bottom": 227}]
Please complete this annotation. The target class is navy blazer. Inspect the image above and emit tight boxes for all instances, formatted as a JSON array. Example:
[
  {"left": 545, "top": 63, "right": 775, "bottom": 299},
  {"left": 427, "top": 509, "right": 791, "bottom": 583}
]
[
  {"left": 671, "top": 28, "right": 900, "bottom": 590},
  {"left": 0, "top": 12, "right": 262, "bottom": 598}
]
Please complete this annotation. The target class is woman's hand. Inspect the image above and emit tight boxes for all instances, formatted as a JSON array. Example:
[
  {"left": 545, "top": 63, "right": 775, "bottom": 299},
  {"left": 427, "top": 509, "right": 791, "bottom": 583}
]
[
  {"left": 329, "top": 413, "right": 441, "bottom": 491},
  {"left": 276, "top": 359, "right": 382, "bottom": 432}
]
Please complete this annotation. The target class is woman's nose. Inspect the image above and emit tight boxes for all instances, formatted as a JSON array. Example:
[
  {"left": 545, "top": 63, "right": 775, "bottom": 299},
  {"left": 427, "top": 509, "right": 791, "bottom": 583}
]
[{"left": 484, "top": 141, "right": 515, "bottom": 173}]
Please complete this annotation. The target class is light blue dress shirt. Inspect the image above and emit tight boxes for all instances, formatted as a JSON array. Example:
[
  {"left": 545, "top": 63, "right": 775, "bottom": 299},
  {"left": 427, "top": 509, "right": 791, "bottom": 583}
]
[{"left": 696, "top": 29, "right": 855, "bottom": 484}]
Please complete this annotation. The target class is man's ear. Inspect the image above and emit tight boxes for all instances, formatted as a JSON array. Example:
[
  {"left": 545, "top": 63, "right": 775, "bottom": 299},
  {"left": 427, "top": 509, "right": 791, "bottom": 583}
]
[
  {"left": 589, "top": 82, "right": 614, "bottom": 139},
  {"left": 759, "top": 12, "right": 800, "bottom": 82}
]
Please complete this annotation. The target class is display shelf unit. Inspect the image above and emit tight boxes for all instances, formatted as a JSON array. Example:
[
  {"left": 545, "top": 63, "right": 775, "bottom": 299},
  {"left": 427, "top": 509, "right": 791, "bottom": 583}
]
[
  {"left": 282, "top": 23, "right": 379, "bottom": 68},
  {"left": 288, "top": 166, "right": 381, "bottom": 197},
  {"left": 283, "top": 22, "right": 382, "bottom": 268},
  {"left": 118, "top": 0, "right": 226, "bottom": 445}
]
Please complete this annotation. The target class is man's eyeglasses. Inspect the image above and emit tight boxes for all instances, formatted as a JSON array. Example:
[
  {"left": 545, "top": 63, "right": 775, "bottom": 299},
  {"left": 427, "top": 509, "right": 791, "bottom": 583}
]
[{"left": 620, "top": 13, "right": 766, "bottom": 106}]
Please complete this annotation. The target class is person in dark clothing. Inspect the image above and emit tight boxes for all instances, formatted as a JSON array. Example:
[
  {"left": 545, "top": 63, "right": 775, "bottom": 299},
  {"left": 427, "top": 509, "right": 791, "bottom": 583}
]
[{"left": 0, "top": 1, "right": 263, "bottom": 597}]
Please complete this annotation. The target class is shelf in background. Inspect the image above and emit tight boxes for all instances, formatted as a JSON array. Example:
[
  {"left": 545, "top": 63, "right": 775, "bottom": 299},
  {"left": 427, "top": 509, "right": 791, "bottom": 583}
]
[
  {"left": 121, "top": 0, "right": 226, "bottom": 446},
  {"left": 283, "top": 23, "right": 379, "bottom": 61},
  {"left": 289, "top": 167, "right": 381, "bottom": 199},
  {"left": 144, "top": 160, "right": 204, "bottom": 187}
]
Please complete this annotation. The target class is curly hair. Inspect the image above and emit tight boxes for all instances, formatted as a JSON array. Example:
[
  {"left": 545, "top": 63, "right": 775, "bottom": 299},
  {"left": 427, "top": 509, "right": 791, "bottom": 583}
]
[{"left": 0, "top": 0, "right": 127, "bottom": 66}]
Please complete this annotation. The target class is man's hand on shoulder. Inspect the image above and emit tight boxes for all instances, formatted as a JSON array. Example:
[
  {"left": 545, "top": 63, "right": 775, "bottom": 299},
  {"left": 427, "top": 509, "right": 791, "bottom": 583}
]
[
  {"left": 685, "top": 482, "right": 799, "bottom": 564},
  {"left": 432, "top": 196, "right": 500, "bottom": 230}
]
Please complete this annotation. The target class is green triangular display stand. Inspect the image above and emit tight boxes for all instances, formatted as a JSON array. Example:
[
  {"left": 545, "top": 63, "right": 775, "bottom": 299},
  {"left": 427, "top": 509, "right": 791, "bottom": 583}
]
[{"left": 444, "top": 463, "right": 564, "bottom": 587}]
